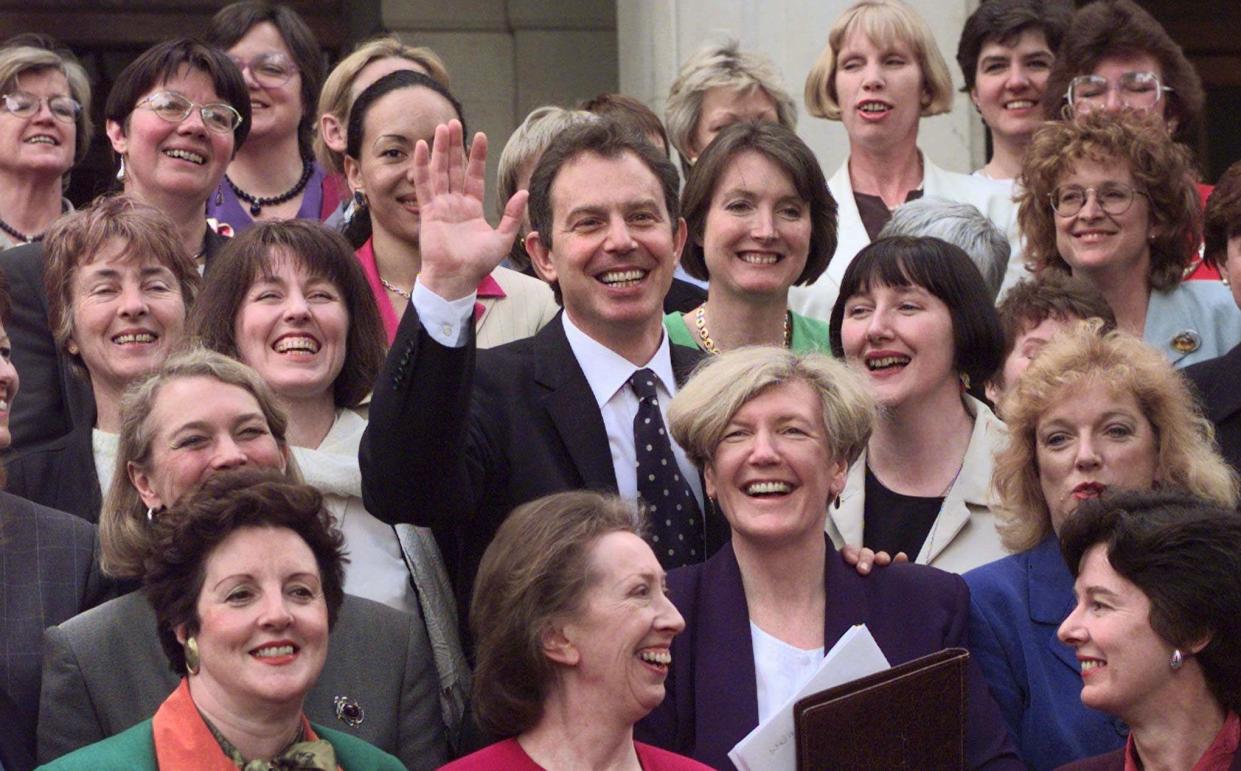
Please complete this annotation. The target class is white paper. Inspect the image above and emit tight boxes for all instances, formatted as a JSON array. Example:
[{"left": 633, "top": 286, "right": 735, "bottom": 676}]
[{"left": 727, "top": 624, "right": 890, "bottom": 771}]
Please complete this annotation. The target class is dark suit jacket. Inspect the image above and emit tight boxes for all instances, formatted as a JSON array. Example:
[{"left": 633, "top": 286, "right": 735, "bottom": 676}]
[
  {"left": 4, "top": 423, "right": 99, "bottom": 523},
  {"left": 635, "top": 540, "right": 1023, "bottom": 770},
  {"left": 0, "top": 688, "right": 35, "bottom": 771},
  {"left": 360, "top": 309, "right": 726, "bottom": 619},
  {"left": 0, "top": 491, "right": 111, "bottom": 768},
  {"left": 38, "top": 590, "right": 448, "bottom": 769},
  {"left": 964, "top": 537, "right": 1128, "bottom": 770},
  {"left": 0, "top": 230, "right": 226, "bottom": 452},
  {"left": 1184, "top": 343, "right": 1241, "bottom": 479}
]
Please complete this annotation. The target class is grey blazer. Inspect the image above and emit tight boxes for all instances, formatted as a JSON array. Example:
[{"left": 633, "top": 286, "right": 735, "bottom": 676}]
[{"left": 38, "top": 590, "right": 447, "bottom": 769}]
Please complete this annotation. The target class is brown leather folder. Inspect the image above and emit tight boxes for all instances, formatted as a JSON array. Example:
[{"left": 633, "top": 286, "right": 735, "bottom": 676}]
[{"left": 793, "top": 647, "right": 970, "bottom": 770}]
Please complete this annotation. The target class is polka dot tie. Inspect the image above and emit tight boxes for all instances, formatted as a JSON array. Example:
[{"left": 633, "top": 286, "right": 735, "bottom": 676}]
[{"left": 629, "top": 368, "right": 703, "bottom": 568}]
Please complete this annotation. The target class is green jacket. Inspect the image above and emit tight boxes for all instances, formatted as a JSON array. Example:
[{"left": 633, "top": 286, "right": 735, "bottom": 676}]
[
  {"left": 38, "top": 720, "right": 406, "bottom": 771},
  {"left": 663, "top": 310, "right": 832, "bottom": 354}
]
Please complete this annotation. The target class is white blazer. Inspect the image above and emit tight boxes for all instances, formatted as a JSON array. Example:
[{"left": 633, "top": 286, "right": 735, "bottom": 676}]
[
  {"left": 789, "top": 153, "right": 1020, "bottom": 322},
  {"left": 826, "top": 396, "right": 1010, "bottom": 574}
]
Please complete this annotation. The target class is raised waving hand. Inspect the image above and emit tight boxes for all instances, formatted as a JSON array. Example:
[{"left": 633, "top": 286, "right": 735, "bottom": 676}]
[{"left": 414, "top": 120, "right": 529, "bottom": 301}]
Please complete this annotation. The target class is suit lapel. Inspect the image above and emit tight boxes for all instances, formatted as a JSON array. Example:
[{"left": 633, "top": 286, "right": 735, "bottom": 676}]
[
  {"left": 694, "top": 545, "right": 761, "bottom": 756},
  {"left": 1026, "top": 537, "right": 1081, "bottom": 674},
  {"left": 533, "top": 320, "right": 619, "bottom": 492},
  {"left": 669, "top": 341, "right": 705, "bottom": 386}
]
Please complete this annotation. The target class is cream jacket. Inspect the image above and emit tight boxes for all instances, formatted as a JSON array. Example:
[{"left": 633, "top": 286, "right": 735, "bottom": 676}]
[
  {"left": 475, "top": 265, "right": 559, "bottom": 349},
  {"left": 826, "top": 396, "right": 1010, "bottom": 574},
  {"left": 789, "top": 154, "right": 1019, "bottom": 321}
]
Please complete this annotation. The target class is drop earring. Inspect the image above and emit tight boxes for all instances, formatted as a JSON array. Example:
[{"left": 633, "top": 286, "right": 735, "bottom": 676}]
[
  {"left": 115, "top": 156, "right": 126, "bottom": 183},
  {"left": 353, "top": 190, "right": 368, "bottom": 208},
  {"left": 1170, "top": 649, "right": 1184, "bottom": 670}
]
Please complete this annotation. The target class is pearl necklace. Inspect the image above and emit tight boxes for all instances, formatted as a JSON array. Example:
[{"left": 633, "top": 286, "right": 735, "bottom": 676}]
[{"left": 693, "top": 304, "right": 791, "bottom": 355}]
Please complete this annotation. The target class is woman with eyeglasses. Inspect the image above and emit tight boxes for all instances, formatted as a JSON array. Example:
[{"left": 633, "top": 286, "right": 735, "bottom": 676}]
[
  {"left": 0, "top": 38, "right": 248, "bottom": 451},
  {"left": 0, "top": 38, "right": 90, "bottom": 251},
  {"left": 1017, "top": 111, "right": 1241, "bottom": 368},
  {"left": 204, "top": 1, "right": 329, "bottom": 234},
  {"left": 1042, "top": 0, "right": 1218, "bottom": 281}
]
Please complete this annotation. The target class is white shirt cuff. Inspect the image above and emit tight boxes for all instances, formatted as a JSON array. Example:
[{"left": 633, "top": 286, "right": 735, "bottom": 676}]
[{"left": 413, "top": 279, "right": 476, "bottom": 348}]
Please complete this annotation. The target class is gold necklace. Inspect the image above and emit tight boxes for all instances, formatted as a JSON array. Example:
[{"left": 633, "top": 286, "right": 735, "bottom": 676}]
[
  {"left": 693, "top": 304, "right": 791, "bottom": 355},
  {"left": 380, "top": 275, "right": 412, "bottom": 299}
]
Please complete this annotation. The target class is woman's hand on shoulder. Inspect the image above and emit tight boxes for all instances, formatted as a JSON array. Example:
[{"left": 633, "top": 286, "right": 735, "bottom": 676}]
[{"left": 840, "top": 544, "right": 908, "bottom": 575}]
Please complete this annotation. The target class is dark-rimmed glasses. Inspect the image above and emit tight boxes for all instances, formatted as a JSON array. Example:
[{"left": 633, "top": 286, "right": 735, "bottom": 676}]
[
  {"left": 229, "top": 53, "right": 299, "bottom": 88},
  {"left": 1049, "top": 183, "right": 1149, "bottom": 218},
  {"left": 135, "top": 91, "right": 244, "bottom": 134},
  {"left": 0, "top": 92, "right": 81, "bottom": 123},
  {"left": 1068, "top": 72, "right": 1173, "bottom": 114}
]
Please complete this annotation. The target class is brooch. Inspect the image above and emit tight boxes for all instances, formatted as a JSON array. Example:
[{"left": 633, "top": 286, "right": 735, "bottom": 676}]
[
  {"left": 1171, "top": 330, "right": 1202, "bottom": 355},
  {"left": 334, "top": 696, "right": 365, "bottom": 727}
]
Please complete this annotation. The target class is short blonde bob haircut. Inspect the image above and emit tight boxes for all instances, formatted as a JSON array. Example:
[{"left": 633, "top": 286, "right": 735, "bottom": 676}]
[
  {"left": 1016, "top": 110, "right": 1199, "bottom": 292},
  {"left": 805, "top": 0, "right": 955, "bottom": 121},
  {"left": 0, "top": 43, "right": 93, "bottom": 165},
  {"left": 100, "top": 347, "right": 299, "bottom": 579},
  {"left": 665, "top": 37, "right": 797, "bottom": 171},
  {"left": 314, "top": 35, "right": 450, "bottom": 174},
  {"left": 670, "top": 347, "right": 875, "bottom": 472},
  {"left": 993, "top": 320, "right": 1238, "bottom": 553}
]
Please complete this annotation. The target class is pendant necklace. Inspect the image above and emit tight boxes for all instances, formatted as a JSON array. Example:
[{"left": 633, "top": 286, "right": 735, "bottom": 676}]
[{"left": 226, "top": 159, "right": 314, "bottom": 217}]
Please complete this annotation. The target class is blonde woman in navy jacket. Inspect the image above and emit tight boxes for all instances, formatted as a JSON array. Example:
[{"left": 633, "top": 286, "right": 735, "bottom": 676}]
[{"left": 636, "top": 347, "right": 1020, "bottom": 770}]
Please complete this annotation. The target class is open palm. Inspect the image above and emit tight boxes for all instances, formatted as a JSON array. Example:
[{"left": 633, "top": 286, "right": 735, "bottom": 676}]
[{"left": 414, "top": 120, "right": 528, "bottom": 301}]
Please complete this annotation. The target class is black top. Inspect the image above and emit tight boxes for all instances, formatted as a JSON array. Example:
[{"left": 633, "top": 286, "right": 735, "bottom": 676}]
[
  {"left": 854, "top": 189, "right": 924, "bottom": 241},
  {"left": 862, "top": 465, "right": 942, "bottom": 558}
]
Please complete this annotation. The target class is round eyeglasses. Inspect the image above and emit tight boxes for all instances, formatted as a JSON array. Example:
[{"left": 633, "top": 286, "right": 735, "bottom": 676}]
[
  {"left": 1067, "top": 71, "right": 1173, "bottom": 114},
  {"left": 1049, "top": 183, "right": 1149, "bottom": 218},
  {"left": 135, "top": 91, "right": 244, "bottom": 134},
  {"left": 229, "top": 53, "right": 298, "bottom": 88},
  {"left": 1, "top": 92, "right": 81, "bottom": 124}
]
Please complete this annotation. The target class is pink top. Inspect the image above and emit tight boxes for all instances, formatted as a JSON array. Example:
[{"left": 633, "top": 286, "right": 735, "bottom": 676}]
[
  {"left": 439, "top": 737, "right": 712, "bottom": 770},
  {"left": 355, "top": 238, "right": 506, "bottom": 344}
]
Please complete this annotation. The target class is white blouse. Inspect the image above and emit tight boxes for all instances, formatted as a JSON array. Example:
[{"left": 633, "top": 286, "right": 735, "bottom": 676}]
[{"left": 750, "top": 621, "right": 824, "bottom": 724}]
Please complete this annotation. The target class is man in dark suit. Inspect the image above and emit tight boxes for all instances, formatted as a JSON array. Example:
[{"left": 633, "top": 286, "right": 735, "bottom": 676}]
[{"left": 361, "top": 119, "right": 726, "bottom": 620}]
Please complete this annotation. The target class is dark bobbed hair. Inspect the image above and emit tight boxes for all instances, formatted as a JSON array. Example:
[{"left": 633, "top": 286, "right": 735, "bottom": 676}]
[
  {"left": 991, "top": 271, "right": 1115, "bottom": 381},
  {"left": 471, "top": 490, "right": 646, "bottom": 738},
  {"left": 145, "top": 468, "right": 346, "bottom": 674},
  {"left": 189, "top": 219, "right": 384, "bottom": 409},
  {"left": 579, "top": 93, "right": 672, "bottom": 158},
  {"left": 104, "top": 38, "right": 250, "bottom": 152},
  {"left": 1060, "top": 489, "right": 1241, "bottom": 713},
  {"left": 342, "top": 69, "right": 465, "bottom": 249},
  {"left": 204, "top": 1, "right": 324, "bottom": 161},
  {"left": 1204, "top": 159, "right": 1241, "bottom": 271},
  {"left": 528, "top": 118, "right": 682, "bottom": 253},
  {"left": 1041, "top": 0, "right": 1204, "bottom": 144},
  {"left": 956, "top": 0, "right": 1072, "bottom": 93},
  {"left": 678, "top": 121, "right": 837, "bottom": 287},
  {"left": 829, "top": 236, "right": 1005, "bottom": 390}
]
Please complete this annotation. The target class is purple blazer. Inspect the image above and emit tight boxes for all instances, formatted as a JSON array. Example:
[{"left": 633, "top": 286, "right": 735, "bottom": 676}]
[{"left": 635, "top": 539, "right": 1023, "bottom": 770}]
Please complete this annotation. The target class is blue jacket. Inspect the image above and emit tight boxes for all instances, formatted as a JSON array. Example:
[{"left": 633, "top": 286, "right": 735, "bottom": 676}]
[
  {"left": 1143, "top": 281, "right": 1241, "bottom": 368},
  {"left": 964, "top": 537, "right": 1128, "bottom": 769}
]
